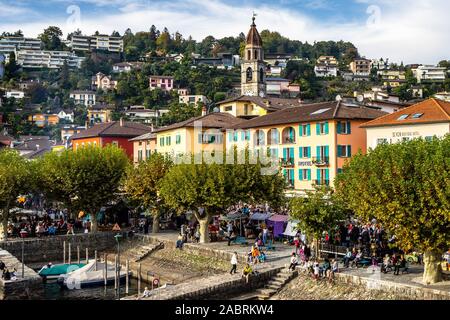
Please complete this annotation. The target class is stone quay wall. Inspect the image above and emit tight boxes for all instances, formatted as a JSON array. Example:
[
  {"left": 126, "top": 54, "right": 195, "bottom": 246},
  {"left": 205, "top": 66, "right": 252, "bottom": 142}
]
[
  {"left": 0, "top": 249, "right": 42, "bottom": 300},
  {"left": 0, "top": 232, "right": 123, "bottom": 265},
  {"left": 125, "top": 266, "right": 282, "bottom": 300},
  {"left": 333, "top": 272, "right": 450, "bottom": 300}
]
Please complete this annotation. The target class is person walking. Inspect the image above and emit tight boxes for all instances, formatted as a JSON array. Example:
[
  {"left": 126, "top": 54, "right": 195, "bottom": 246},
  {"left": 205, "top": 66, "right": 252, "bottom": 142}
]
[{"left": 230, "top": 252, "right": 238, "bottom": 275}]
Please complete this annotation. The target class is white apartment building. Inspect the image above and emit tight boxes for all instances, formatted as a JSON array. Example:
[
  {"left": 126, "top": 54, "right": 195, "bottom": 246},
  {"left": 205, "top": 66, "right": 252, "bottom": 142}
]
[
  {"left": 16, "top": 50, "right": 84, "bottom": 69},
  {"left": 5, "top": 90, "right": 25, "bottom": 99},
  {"left": 71, "top": 34, "right": 123, "bottom": 53},
  {"left": 412, "top": 65, "right": 446, "bottom": 83},
  {"left": 69, "top": 91, "right": 96, "bottom": 107},
  {"left": 314, "top": 56, "right": 338, "bottom": 77},
  {"left": 179, "top": 95, "right": 210, "bottom": 105},
  {"left": 0, "top": 37, "right": 42, "bottom": 56}
]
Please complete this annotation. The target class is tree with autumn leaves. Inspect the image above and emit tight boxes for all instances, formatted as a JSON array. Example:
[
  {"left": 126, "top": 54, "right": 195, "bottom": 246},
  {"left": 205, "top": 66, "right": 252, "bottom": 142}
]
[{"left": 335, "top": 136, "right": 450, "bottom": 284}]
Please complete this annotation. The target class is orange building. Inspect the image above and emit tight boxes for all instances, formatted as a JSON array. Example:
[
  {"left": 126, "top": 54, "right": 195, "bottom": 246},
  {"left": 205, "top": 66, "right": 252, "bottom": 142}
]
[
  {"left": 28, "top": 114, "right": 60, "bottom": 128},
  {"left": 71, "top": 119, "right": 152, "bottom": 159}
]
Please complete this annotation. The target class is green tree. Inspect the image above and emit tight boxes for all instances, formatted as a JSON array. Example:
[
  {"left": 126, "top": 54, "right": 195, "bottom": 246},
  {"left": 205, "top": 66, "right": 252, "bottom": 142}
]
[
  {"left": 0, "top": 149, "right": 33, "bottom": 239},
  {"left": 38, "top": 26, "right": 64, "bottom": 50},
  {"left": 290, "top": 186, "right": 347, "bottom": 257},
  {"left": 123, "top": 153, "right": 173, "bottom": 233},
  {"left": 39, "top": 145, "right": 130, "bottom": 232},
  {"left": 159, "top": 151, "right": 285, "bottom": 243},
  {"left": 335, "top": 137, "right": 450, "bottom": 284}
]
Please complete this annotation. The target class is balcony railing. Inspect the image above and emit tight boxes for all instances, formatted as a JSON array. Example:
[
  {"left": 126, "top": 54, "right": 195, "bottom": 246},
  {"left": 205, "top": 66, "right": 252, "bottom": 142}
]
[
  {"left": 313, "top": 179, "right": 330, "bottom": 186},
  {"left": 282, "top": 137, "right": 296, "bottom": 144},
  {"left": 312, "top": 156, "right": 330, "bottom": 166},
  {"left": 280, "top": 158, "right": 295, "bottom": 167},
  {"left": 286, "top": 182, "right": 295, "bottom": 189}
]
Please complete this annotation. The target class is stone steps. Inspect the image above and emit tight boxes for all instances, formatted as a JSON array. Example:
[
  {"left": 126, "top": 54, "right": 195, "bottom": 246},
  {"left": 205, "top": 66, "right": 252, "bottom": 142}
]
[
  {"left": 126, "top": 242, "right": 164, "bottom": 262},
  {"left": 255, "top": 268, "right": 298, "bottom": 300}
]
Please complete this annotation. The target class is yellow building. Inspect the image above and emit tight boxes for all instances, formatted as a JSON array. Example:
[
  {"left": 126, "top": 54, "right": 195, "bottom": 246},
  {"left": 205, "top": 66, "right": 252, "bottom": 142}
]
[
  {"left": 153, "top": 112, "right": 245, "bottom": 159},
  {"left": 130, "top": 132, "right": 157, "bottom": 164},
  {"left": 379, "top": 70, "right": 406, "bottom": 87},
  {"left": 228, "top": 101, "right": 386, "bottom": 195},
  {"left": 87, "top": 105, "right": 112, "bottom": 124}
]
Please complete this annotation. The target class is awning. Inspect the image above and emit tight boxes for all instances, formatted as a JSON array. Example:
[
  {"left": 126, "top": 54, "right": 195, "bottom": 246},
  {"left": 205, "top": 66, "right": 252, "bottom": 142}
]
[
  {"left": 250, "top": 213, "right": 273, "bottom": 221},
  {"left": 268, "top": 214, "right": 289, "bottom": 222},
  {"left": 281, "top": 220, "right": 300, "bottom": 237}
]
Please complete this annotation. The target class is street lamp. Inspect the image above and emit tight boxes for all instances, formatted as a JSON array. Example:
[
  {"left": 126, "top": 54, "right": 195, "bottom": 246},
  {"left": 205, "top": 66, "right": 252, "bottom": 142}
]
[
  {"left": 19, "top": 229, "right": 28, "bottom": 278},
  {"left": 114, "top": 233, "right": 123, "bottom": 300}
]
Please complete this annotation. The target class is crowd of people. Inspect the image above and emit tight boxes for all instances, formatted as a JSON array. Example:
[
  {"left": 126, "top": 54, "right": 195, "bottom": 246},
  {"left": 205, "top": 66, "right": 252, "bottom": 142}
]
[{"left": 0, "top": 260, "right": 18, "bottom": 281}]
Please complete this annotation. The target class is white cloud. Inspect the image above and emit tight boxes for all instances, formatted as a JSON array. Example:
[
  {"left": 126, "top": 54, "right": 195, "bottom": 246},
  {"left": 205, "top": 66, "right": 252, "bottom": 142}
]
[{"left": 0, "top": 0, "right": 448, "bottom": 64}]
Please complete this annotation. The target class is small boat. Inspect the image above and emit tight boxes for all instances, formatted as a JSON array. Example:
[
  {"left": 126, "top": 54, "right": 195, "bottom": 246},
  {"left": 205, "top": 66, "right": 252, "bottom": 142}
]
[
  {"left": 38, "top": 263, "right": 85, "bottom": 280},
  {"left": 57, "top": 261, "right": 129, "bottom": 289}
]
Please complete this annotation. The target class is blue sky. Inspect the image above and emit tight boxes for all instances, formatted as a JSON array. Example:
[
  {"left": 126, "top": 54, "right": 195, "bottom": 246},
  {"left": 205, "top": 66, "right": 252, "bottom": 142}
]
[{"left": 1, "top": 0, "right": 449, "bottom": 64}]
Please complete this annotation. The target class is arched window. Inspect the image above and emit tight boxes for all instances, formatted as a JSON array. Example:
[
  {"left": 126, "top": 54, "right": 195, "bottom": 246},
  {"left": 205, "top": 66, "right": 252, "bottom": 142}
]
[
  {"left": 267, "top": 128, "right": 280, "bottom": 145},
  {"left": 254, "top": 130, "right": 265, "bottom": 146},
  {"left": 259, "top": 68, "right": 264, "bottom": 82},
  {"left": 246, "top": 67, "right": 253, "bottom": 82},
  {"left": 282, "top": 127, "right": 296, "bottom": 144},
  {"left": 254, "top": 50, "right": 258, "bottom": 60}
]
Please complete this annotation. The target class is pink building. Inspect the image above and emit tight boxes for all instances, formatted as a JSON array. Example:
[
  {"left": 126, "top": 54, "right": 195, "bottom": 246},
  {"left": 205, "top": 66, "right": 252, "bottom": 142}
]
[{"left": 149, "top": 75, "right": 174, "bottom": 92}]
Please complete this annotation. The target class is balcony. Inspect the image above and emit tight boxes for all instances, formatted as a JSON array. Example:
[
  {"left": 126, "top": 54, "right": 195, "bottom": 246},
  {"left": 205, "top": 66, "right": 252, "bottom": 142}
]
[
  {"left": 312, "top": 156, "right": 330, "bottom": 167},
  {"left": 313, "top": 179, "right": 330, "bottom": 186},
  {"left": 280, "top": 158, "right": 295, "bottom": 167},
  {"left": 282, "top": 137, "right": 295, "bottom": 145}
]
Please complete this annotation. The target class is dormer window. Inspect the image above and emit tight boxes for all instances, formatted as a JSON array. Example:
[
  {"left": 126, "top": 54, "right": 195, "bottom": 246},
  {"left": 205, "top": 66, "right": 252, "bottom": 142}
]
[
  {"left": 412, "top": 113, "right": 423, "bottom": 119},
  {"left": 397, "top": 114, "right": 409, "bottom": 120}
]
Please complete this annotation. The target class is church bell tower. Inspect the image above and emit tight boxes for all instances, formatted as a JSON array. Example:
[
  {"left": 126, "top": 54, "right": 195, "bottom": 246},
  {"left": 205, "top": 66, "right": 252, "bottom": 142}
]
[{"left": 241, "top": 16, "right": 266, "bottom": 97}]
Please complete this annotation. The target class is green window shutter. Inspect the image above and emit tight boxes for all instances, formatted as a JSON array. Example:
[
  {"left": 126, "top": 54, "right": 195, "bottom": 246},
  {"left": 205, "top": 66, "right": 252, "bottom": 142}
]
[
  {"left": 299, "top": 125, "right": 303, "bottom": 137},
  {"left": 316, "top": 123, "right": 320, "bottom": 135},
  {"left": 241, "top": 131, "right": 245, "bottom": 141},
  {"left": 307, "top": 124, "right": 311, "bottom": 136},
  {"left": 347, "top": 121, "right": 352, "bottom": 134},
  {"left": 299, "top": 147, "right": 303, "bottom": 158},
  {"left": 246, "top": 130, "right": 250, "bottom": 140},
  {"left": 228, "top": 132, "right": 232, "bottom": 142},
  {"left": 283, "top": 169, "right": 287, "bottom": 178},
  {"left": 324, "top": 122, "right": 329, "bottom": 134},
  {"left": 299, "top": 169, "right": 303, "bottom": 180},
  {"left": 317, "top": 169, "right": 321, "bottom": 182},
  {"left": 337, "top": 122, "right": 342, "bottom": 134},
  {"left": 325, "top": 146, "right": 329, "bottom": 157},
  {"left": 325, "top": 169, "right": 330, "bottom": 181},
  {"left": 283, "top": 148, "right": 287, "bottom": 160},
  {"left": 347, "top": 145, "right": 352, "bottom": 157},
  {"left": 307, "top": 169, "right": 311, "bottom": 181},
  {"left": 337, "top": 145, "right": 342, "bottom": 157},
  {"left": 290, "top": 148, "right": 294, "bottom": 160},
  {"left": 316, "top": 146, "right": 321, "bottom": 160},
  {"left": 307, "top": 147, "right": 311, "bottom": 158}
]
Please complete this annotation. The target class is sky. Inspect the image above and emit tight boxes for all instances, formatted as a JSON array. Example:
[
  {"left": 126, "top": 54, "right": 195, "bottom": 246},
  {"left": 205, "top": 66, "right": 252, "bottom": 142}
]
[{"left": 0, "top": 0, "right": 449, "bottom": 64}]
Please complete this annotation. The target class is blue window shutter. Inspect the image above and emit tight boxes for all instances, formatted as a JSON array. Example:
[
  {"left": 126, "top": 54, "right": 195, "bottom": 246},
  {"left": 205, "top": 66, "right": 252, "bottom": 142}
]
[
  {"left": 347, "top": 145, "right": 352, "bottom": 157},
  {"left": 307, "top": 169, "right": 311, "bottom": 181},
  {"left": 299, "top": 125, "right": 303, "bottom": 137},
  {"left": 241, "top": 131, "right": 245, "bottom": 141},
  {"left": 325, "top": 169, "right": 330, "bottom": 181},
  {"left": 316, "top": 146, "right": 321, "bottom": 160},
  {"left": 290, "top": 169, "right": 294, "bottom": 184},
  {"left": 299, "top": 169, "right": 303, "bottom": 180},
  {"left": 247, "top": 130, "right": 250, "bottom": 140},
  {"left": 290, "top": 128, "right": 294, "bottom": 140},
  {"left": 316, "top": 123, "right": 320, "bottom": 135},
  {"left": 299, "top": 147, "right": 303, "bottom": 158},
  {"left": 337, "top": 122, "right": 341, "bottom": 134},
  {"left": 283, "top": 148, "right": 287, "bottom": 160},
  {"left": 228, "top": 133, "right": 232, "bottom": 142},
  {"left": 325, "top": 146, "right": 329, "bottom": 157},
  {"left": 337, "top": 145, "right": 341, "bottom": 157},
  {"left": 290, "top": 148, "right": 294, "bottom": 159},
  {"left": 347, "top": 121, "right": 352, "bottom": 134},
  {"left": 324, "top": 122, "right": 329, "bottom": 134},
  {"left": 307, "top": 124, "right": 311, "bottom": 136},
  {"left": 317, "top": 169, "right": 321, "bottom": 182},
  {"left": 308, "top": 147, "right": 311, "bottom": 158},
  {"left": 283, "top": 169, "right": 287, "bottom": 178}
]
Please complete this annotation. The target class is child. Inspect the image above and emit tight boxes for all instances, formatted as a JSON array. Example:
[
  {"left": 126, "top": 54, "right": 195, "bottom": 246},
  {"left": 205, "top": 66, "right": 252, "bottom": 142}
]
[{"left": 313, "top": 261, "right": 320, "bottom": 280}]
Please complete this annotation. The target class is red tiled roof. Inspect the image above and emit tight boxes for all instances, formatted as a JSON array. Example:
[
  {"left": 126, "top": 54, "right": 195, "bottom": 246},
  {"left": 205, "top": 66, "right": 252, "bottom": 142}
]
[
  {"left": 72, "top": 121, "right": 152, "bottom": 139},
  {"left": 360, "top": 98, "right": 450, "bottom": 128},
  {"left": 231, "top": 101, "right": 387, "bottom": 129}
]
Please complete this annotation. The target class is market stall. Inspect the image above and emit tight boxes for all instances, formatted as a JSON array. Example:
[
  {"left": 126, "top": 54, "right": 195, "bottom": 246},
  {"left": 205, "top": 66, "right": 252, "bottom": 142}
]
[{"left": 266, "top": 214, "right": 289, "bottom": 238}]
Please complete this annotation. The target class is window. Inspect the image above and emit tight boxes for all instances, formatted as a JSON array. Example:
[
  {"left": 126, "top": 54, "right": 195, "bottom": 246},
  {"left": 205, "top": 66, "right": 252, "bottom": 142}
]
[
  {"left": 159, "top": 137, "right": 165, "bottom": 146},
  {"left": 316, "top": 122, "right": 329, "bottom": 135},
  {"left": 397, "top": 114, "right": 409, "bottom": 120},
  {"left": 299, "top": 169, "right": 311, "bottom": 181},
  {"left": 412, "top": 113, "right": 423, "bottom": 119},
  {"left": 299, "top": 146, "right": 311, "bottom": 158},
  {"left": 165, "top": 136, "right": 171, "bottom": 145},
  {"left": 425, "top": 136, "right": 433, "bottom": 142},
  {"left": 377, "top": 138, "right": 388, "bottom": 145},
  {"left": 337, "top": 145, "right": 352, "bottom": 158},
  {"left": 176, "top": 135, "right": 181, "bottom": 144},
  {"left": 337, "top": 121, "right": 351, "bottom": 134},
  {"left": 112, "top": 141, "right": 118, "bottom": 146},
  {"left": 224, "top": 106, "right": 233, "bottom": 112},
  {"left": 299, "top": 124, "right": 311, "bottom": 137},
  {"left": 146, "top": 149, "right": 151, "bottom": 158},
  {"left": 138, "top": 150, "right": 143, "bottom": 162},
  {"left": 246, "top": 67, "right": 253, "bottom": 82}
]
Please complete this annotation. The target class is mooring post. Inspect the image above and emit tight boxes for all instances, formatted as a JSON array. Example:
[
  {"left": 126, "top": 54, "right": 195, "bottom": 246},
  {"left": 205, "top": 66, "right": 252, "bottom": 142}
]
[
  {"left": 114, "top": 255, "right": 118, "bottom": 289},
  {"left": 125, "top": 260, "right": 129, "bottom": 294},
  {"left": 138, "top": 263, "right": 142, "bottom": 295},
  {"left": 86, "top": 248, "right": 89, "bottom": 264},
  {"left": 104, "top": 254, "right": 108, "bottom": 286},
  {"left": 68, "top": 242, "right": 71, "bottom": 264},
  {"left": 63, "top": 241, "right": 66, "bottom": 264},
  {"left": 77, "top": 246, "right": 80, "bottom": 264},
  {"left": 94, "top": 250, "right": 98, "bottom": 271}
]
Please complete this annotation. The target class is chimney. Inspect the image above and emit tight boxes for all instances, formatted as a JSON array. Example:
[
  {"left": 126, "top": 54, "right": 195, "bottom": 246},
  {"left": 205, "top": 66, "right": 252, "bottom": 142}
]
[
  {"left": 202, "top": 106, "right": 207, "bottom": 116},
  {"left": 120, "top": 117, "right": 124, "bottom": 127},
  {"left": 150, "top": 123, "right": 154, "bottom": 132}
]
